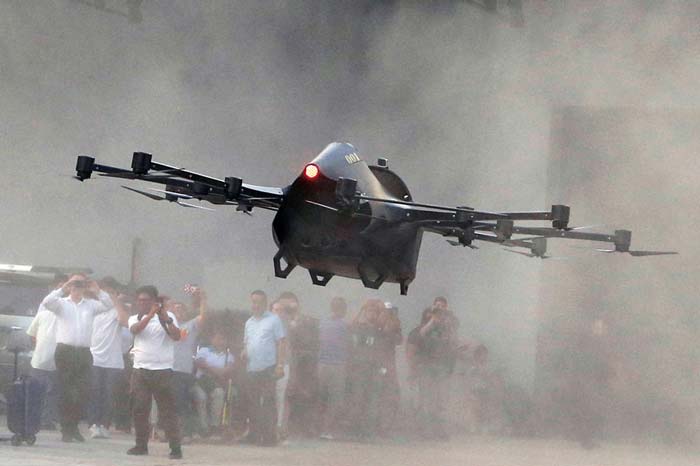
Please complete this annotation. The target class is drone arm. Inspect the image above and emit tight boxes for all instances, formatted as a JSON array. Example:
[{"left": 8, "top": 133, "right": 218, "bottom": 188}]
[{"left": 75, "top": 153, "right": 285, "bottom": 210}]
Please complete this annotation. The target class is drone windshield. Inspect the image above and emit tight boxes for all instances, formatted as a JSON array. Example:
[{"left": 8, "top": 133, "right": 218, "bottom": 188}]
[{"left": 304, "top": 164, "right": 320, "bottom": 180}]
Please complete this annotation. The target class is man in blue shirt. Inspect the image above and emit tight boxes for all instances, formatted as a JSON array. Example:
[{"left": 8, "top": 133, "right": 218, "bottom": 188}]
[{"left": 242, "top": 290, "right": 287, "bottom": 446}]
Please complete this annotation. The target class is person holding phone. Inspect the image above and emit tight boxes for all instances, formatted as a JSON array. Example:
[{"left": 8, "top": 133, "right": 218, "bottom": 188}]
[
  {"left": 126, "top": 285, "right": 183, "bottom": 459},
  {"left": 40, "top": 273, "right": 113, "bottom": 443}
]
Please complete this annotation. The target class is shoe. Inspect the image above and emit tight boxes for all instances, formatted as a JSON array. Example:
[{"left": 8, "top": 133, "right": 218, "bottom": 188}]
[
  {"left": 72, "top": 429, "right": 86, "bottom": 442},
  {"left": 61, "top": 432, "right": 74, "bottom": 443},
  {"left": 99, "top": 425, "right": 111, "bottom": 439},
  {"left": 89, "top": 424, "right": 103, "bottom": 439},
  {"left": 319, "top": 433, "right": 334, "bottom": 440},
  {"left": 169, "top": 448, "right": 183, "bottom": 459},
  {"left": 127, "top": 446, "right": 149, "bottom": 455}
]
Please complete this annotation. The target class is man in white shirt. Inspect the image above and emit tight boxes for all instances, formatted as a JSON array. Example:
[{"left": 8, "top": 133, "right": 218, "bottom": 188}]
[
  {"left": 26, "top": 274, "right": 68, "bottom": 430},
  {"left": 40, "top": 274, "right": 113, "bottom": 442},
  {"left": 126, "top": 285, "right": 182, "bottom": 459},
  {"left": 242, "top": 290, "right": 287, "bottom": 446},
  {"left": 87, "top": 277, "right": 130, "bottom": 439}
]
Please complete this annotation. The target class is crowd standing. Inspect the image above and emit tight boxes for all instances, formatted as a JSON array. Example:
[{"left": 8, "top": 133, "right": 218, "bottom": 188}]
[{"left": 24, "top": 277, "right": 517, "bottom": 459}]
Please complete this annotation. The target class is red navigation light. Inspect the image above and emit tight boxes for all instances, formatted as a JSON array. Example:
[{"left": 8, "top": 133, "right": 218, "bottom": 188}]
[{"left": 304, "top": 164, "right": 319, "bottom": 180}]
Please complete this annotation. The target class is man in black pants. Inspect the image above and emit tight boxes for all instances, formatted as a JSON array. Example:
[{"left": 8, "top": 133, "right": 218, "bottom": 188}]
[
  {"left": 126, "top": 286, "right": 183, "bottom": 459},
  {"left": 242, "top": 290, "right": 287, "bottom": 446},
  {"left": 40, "top": 274, "right": 113, "bottom": 442}
]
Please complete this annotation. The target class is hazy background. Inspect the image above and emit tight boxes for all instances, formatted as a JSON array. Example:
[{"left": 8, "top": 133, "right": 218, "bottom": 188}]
[{"left": 1, "top": 0, "right": 697, "bottom": 439}]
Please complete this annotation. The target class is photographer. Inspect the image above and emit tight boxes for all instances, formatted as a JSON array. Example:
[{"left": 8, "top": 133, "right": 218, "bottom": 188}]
[
  {"left": 126, "top": 286, "right": 182, "bottom": 459},
  {"left": 406, "top": 299, "right": 458, "bottom": 440},
  {"left": 40, "top": 274, "right": 113, "bottom": 442},
  {"left": 347, "top": 299, "right": 385, "bottom": 440}
]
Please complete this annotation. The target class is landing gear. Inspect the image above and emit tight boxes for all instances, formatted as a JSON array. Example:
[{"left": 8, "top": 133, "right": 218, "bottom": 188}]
[{"left": 273, "top": 249, "right": 296, "bottom": 279}]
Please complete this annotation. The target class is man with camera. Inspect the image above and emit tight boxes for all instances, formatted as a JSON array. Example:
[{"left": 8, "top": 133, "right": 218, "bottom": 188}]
[
  {"left": 40, "top": 274, "right": 114, "bottom": 442},
  {"left": 406, "top": 297, "right": 458, "bottom": 440},
  {"left": 126, "top": 285, "right": 183, "bottom": 459}
]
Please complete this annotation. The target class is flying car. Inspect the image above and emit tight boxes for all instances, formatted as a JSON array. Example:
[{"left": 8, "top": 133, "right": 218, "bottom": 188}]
[{"left": 73, "top": 142, "right": 675, "bottom": 295}]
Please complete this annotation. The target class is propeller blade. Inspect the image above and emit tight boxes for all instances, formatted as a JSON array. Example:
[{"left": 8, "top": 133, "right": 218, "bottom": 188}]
[
  {"left": 504, "top": 249, "right": 535, "bottom": 258},
  {"left": 101, "top": 172, "right": 177, "bottom": 181},
  {"left": 629, "top": 250, "right": 678, "bottom": 257},
  {"left": 303, "top": 199, "right": 385, "bottom": 222},
  {"left": 100, "top": 171, "right": 135, "bottom": 179},
  {"left": 594, "top": 248, "right": 677, "bottom": 256},
  {"left": 121, "top": 185, "right": 165, "bottom": 201},
  {"left": 176, "top": 201, "right": 215, "bottom": 212},
  {"left": 565, "top": 224, "right": 604, "bottom": 231},
  {"left": 305, "top": 200, "right": 338, "bottom": 212},
  {"left": 148, "top": 188, "right": 193, "bottom": 199}
]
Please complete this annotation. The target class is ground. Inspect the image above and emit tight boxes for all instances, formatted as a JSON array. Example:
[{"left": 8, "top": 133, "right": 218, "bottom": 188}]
[{"left": 1, "top": 426, "right": 699, "bottom": 466}]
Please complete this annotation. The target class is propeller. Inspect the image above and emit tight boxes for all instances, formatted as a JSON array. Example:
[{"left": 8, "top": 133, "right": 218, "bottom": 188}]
[
  {"left": 503, "top": 249, "right": 570, "bottom": 260},
  {"left": 148, "top": 188, "right": 193, "bottom": 200},
  {"left": 563, "top": 224, "right": 605, "bottom": 231},
  {"left": 594, "top": 249, "right": 678, "bottom": 257},
  {"left": 304, "top": 200, "right": 384, "bottom": 221},
  {"left": 121, "top": 186, "right": 214, "bottom": 211},
  {"left": 177, "top": 201, "right": 215, "bottom": 212},
  {"left": 121, "top": 185, "right": 164, "bottom": 201},
  {"left": 101, "top": 172, "right": 178, "bottom": 181}
]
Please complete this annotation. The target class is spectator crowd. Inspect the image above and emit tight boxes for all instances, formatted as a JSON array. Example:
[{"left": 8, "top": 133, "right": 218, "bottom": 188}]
[{"left": 24, "top": 274, "right": 514, "bottom": 459}]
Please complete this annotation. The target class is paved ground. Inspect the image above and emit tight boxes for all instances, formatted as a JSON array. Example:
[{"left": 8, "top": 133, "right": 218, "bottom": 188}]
[{"left": 1, "top": 426, "right": 699, "bottom": 466}]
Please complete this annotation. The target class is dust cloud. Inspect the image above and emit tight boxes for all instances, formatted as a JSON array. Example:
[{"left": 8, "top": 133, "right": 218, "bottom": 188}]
[{"left": 1, "top": 0, "right": 698, "bottom": 449}]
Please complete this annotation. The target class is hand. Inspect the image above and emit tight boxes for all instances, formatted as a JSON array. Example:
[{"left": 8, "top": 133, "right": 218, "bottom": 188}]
[
  {"left": 87, "top": 280, "right": 100, "bottom": 294},
  {"left": 61, "top": 276, "right": 79, "bottom": 294},
  {"left": 148, "top": 302, "right": 160, "bottom": 317},
  {"left": 274, "top": 364, "right": 285, "bottom": 379}
]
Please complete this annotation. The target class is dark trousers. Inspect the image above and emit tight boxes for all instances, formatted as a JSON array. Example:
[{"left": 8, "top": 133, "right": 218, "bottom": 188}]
[
  {"left": 54, "top": 343, "right": 92, "bottom": 434},
  {"left": 247, "top": 366, "right": 278, "bottom": 444},
  {"left": 131, "top": 368, "right": 181, "bottom": 450},
  {"left": 112, "top": 355, "right": 133, "bottom": 431},
  {"left": 172, "top": 371, "right": 196, "bottom": 436},
  {"left": 348, "top": 362, "right": 383, "bottom": 438},
  {"left": 417, "top": 365, "right": 450, "bottom": 438},
  {"left": 88, "top": 366, "right": 122, "bottom": 427},
  {"left": 31, "top": 368, "right": 58, "bottom": 426}
]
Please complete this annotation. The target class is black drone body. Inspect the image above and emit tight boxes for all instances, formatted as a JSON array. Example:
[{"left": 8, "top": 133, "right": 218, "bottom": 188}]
[{"left": 74, "top": 142, "right": 674, "bottom": 295}]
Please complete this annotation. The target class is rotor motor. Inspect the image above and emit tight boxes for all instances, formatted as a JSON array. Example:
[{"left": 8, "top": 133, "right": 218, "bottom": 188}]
[
  {"left": 75, "top": 155, "right": 95, "bottom": 180},
  {"left": 131, "top": 152, "right": 152, "bottom": 175}
]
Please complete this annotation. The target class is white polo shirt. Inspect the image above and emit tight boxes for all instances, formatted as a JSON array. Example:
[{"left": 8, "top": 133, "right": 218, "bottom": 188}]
[
  {"left": 244, "top": 311, "right": 286, "bottom": 372},
  {"left": 40, "top": 289, "right": 113, "bottom": 348},
  {"left": 128, "top": 312, "right": 178, "bottom": 370},
  {"left": 26, "top": 308, "right": 57, "bottom": 371},
  {"left": 90, "top": 308, "right": 124, "bottom": 369}
]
